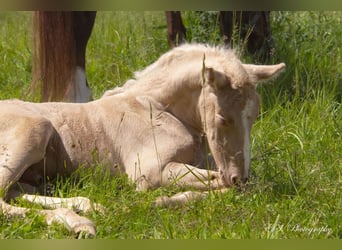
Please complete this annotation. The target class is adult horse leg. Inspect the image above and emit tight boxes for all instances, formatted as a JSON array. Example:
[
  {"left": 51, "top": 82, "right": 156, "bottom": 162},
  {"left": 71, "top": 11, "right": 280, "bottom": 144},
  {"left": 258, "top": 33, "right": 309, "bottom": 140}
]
[
  {"left": 165, "top": 11, "right": 186, "bottom": 48},
  {"left": 66, "top": 11, "right": 96, "bottom": 102},
  {"left": 32, "top": 11, "right": 96, "bottom": 102},
  {"left": 219, "top": 11, "right": 273, "bottom": 61}
]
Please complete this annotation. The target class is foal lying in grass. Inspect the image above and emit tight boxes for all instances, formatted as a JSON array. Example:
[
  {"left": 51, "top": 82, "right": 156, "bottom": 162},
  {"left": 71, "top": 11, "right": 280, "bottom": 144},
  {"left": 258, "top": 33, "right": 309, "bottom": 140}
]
[{"left": 0, "top": 44, "right": 285, "bottom": 236}]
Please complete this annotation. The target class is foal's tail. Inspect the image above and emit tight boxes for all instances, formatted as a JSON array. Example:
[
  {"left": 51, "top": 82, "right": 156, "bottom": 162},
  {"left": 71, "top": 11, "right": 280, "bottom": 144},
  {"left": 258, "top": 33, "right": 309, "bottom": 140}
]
[{"left": 31, "top": 11, "right": 77, "bottom": 102}]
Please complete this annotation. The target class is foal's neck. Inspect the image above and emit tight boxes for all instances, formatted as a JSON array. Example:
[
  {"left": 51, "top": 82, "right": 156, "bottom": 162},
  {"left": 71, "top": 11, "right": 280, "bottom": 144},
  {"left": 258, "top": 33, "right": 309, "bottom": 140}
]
[{"left": 134, "top": 80, "right": 203, "bottom": 133}]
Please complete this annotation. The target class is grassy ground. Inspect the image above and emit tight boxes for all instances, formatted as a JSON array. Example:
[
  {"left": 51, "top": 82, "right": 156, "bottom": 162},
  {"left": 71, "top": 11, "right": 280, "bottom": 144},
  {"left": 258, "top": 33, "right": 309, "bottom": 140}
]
[{"left": 0, "top": 11, "right": 341, "bottom": 239}]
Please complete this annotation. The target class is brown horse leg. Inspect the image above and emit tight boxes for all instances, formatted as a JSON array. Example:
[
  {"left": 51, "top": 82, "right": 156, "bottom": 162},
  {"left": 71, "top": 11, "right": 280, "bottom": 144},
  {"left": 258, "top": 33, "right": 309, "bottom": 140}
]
[
  {"left": 73, "top": 11, "right": 97, "bottom": 71},
  {"left": 219, "top": 11, "right": 273, "bottom": 61},
  {"left": 243, "top": 11, "right": 273, "bottom": 60},
  {"left": 32, "top": 11, "right": 96, "bottom": 102},
  {"left": 219, "top": 11, "right": 234, "bottom": 46},
  {"left": 65, "top": 11, "right": 97, "bottom": 102},
  {"left": 165, "top": 11, "right": 186, "bottom": 48}
]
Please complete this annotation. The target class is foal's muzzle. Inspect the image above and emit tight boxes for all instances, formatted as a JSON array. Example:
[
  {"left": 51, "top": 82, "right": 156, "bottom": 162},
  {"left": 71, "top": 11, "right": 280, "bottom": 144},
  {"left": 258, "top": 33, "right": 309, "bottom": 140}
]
[
  {"left": 230, "top": 174, "right": 248, "bottom": 186},
  {"left": 221, "top": 170, "right": 248, "bottom": 187}
]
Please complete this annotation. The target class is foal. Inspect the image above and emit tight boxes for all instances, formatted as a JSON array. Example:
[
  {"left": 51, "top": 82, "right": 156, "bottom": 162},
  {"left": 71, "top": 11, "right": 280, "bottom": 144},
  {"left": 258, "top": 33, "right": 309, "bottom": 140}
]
[{"left": 0, "top": 44, "right": 285, "bottom": 236}]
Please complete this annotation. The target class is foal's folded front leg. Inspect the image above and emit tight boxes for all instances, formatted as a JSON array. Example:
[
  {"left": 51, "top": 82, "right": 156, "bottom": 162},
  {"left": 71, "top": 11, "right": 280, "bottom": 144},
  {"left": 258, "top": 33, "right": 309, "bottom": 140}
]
[
  {"left": 154, "top": 162, "right": 227, "bottom": 207},
  {"left": 161, "top": 162, "right": 225, "bottom": 190}
]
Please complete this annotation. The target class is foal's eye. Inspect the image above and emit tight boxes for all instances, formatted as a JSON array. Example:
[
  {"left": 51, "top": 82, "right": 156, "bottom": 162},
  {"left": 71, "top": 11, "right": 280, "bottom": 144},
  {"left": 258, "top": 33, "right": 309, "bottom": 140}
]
[{"left": 215, "top": 114, "right": 233, "bottom": 127}]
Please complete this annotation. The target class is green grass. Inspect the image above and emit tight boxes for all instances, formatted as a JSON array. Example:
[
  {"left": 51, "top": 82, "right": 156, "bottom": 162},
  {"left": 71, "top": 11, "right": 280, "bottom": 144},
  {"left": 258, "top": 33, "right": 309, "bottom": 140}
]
[{"left": 0, "top": 11, "right": 341, "bottom": 239}]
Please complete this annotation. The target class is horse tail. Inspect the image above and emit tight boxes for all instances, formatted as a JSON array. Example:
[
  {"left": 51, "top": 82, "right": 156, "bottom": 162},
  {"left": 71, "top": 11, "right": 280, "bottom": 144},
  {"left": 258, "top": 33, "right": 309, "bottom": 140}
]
[{"left": 31, "top": 11, "right": 77, "bottom": 102}]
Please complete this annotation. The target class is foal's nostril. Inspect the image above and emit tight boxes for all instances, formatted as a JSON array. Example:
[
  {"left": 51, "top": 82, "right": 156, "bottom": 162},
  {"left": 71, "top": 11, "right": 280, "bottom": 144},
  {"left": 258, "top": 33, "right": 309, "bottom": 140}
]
[{"left": 230, "top": 175, "right": 239, "bottom": 185}]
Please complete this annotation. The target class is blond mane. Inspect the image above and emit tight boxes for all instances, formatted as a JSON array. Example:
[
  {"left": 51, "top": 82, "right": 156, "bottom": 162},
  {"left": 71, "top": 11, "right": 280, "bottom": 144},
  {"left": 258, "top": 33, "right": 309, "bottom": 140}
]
[
  {"left": 134, "top": 44, "right": 240, "bottom": 87},
  {"left": 103, "top": 44, "right": 253, "bottom": 101}
]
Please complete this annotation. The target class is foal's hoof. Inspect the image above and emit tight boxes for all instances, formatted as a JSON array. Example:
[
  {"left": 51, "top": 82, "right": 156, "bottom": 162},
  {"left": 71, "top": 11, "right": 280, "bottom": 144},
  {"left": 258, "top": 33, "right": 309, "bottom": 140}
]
[
  {"left": 65, "top": 212, "right": 97, "bottom": 237},
  {"left": 71, "top": 196, "right": 106, "bottom": 214},
  {"left": 71, "top": 221, "right": 96, "bottom": 238},
  {"left": 92, "top": 202, "right": 106, "bottom": 214},
  {"left": 153, "top": 191, "right": 207, "bottom": 207},
  {"left": 153, "top": 196, "right": 171, "bottom": 207},
  {"left": 44, "top": 208, "right": 96, "bottom": 237}
]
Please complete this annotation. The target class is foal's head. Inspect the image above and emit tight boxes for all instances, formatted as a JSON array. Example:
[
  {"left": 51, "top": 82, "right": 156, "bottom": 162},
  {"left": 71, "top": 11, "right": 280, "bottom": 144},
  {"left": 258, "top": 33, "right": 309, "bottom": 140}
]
[
  {"left": 126, "top": 44, "right": 285, "bottom": 186},
  {"left": 199, "top": 48, "right": 285, "bottom": 186}
]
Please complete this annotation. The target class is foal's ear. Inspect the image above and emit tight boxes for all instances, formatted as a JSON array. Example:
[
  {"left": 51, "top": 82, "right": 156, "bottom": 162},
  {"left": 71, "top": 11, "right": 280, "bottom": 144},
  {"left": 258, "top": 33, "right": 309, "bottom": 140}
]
[
  {"left": 205, "top": 67, "right": 229, "bottom": 89},
  {"left": 242, "top": 63, "right": 286, "bottom": 84}
]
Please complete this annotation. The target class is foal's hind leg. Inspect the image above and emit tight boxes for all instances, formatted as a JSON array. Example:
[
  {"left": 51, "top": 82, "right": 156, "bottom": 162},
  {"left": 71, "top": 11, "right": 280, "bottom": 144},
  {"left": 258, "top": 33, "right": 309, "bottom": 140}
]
[
  {"left": 21, "top": 195, "right": 105, "bottom": 214},
  {"left": 0, "top": 116, "right": 96, "bottom": 236},
  {"left": 0, "top": 117, "right": 53, "bottom": 215},
  {"left": 0, "top": 117, "right": 53, "bottom": 200}
]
